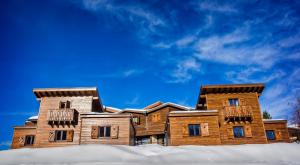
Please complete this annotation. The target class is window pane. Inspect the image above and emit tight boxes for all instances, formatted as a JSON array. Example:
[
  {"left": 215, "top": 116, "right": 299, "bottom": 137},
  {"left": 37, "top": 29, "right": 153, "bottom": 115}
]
[
  {"left": 233, "top": 126, "right": 244, "bottom": 138},
  {"left": 25, "top": 136, "right": 34, "bottom": 145},
  {"left": 56, "top": 131, "right": 62, "bottom": 140},
  {"left": 266, "top": 130, "right": 275, "bottom": 140},
  {"left": 60, "top": 102, "right": 65, "bottom": 109},
  {"left": 195, "top": 125, "right": 200, "bottom": 136},
  {"left": 99, "top": 127, "right": 104, "bottom": 137},
  {"left": 66, "top": 101, "right": 71, "bottom": 108},
  {"left": 62, "top": 131, "right": 67, "bottom": 140},
  {"left": 229, "top": 99, "right": 239, "bottom": 106},
  {"left": 106, "top": 127, "right": 111, "bottom": 137},
  {"left": 189, "top": 125, "right": 195, "bottom": 136}
]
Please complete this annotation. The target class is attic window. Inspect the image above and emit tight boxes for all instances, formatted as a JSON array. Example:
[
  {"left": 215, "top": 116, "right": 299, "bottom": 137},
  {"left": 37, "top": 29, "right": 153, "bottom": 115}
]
[
  {"left": 60, "top": 101, "right": 71, "bottom": 109},
  {"left": 132, "top": 117, "right": 140, "bottom": 125},
  {"left": 229, "top": 99, "right": 239, "bottom": 106}
]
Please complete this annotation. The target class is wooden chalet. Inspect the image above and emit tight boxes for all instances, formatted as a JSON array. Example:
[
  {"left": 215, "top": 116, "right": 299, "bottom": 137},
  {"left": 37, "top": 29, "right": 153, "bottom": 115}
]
[{"left": 11, "top": 83, "right": 290, "bottom": 149}]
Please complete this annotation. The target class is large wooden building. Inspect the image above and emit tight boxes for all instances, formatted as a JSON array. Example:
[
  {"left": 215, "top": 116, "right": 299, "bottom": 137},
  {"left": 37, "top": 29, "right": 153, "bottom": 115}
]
[{"left": 11, "top": 84, "right": 290, "bottom": 149}]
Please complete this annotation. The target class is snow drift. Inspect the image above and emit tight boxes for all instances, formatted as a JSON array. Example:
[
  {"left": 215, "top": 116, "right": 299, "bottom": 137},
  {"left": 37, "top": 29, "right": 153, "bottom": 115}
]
[{"left": 0, "top": 143, "right": 299, "bottom": 165}]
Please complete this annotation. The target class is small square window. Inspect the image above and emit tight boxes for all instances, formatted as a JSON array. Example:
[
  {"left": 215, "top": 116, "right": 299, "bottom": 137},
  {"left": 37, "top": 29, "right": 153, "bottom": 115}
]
[
  {"left": 25, "top": 135, "right": 35, "bottom": 146},
  {"left": 229, "top": 99, "right": 239, "bottom": 106},
  {"left": 55, "top": 130, "right": 67, "bottom": 141},
  {"left": 99, "top": 126, "right": 111, "bottom": 137},
  {"left": 266, "top": 130, "right": 276, "bottom": 140},
  {"left": 188, "top": 124, "right": 201, "bottom": 136},
  {"left": 132, "top": 117, "right": 140, "bottom": 125},
  {"left": 233, "top": 126, "right": 244, "bottom": 138},
  {"left": 60, "top": 101, "right": 71, "bottom": 109}
]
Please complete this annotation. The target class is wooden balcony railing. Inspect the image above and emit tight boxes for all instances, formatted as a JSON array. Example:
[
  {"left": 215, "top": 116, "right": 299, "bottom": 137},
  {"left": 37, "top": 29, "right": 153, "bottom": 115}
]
[
  {"left": 47, "top": 109, "right": 75, "bottom": 123},
  {"left": 223, "top": 106, "right": 253, "bottom": 120}
]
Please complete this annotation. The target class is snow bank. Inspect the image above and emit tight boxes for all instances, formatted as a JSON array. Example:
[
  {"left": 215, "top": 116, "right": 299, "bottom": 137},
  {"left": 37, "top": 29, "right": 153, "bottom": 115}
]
[{"left": 0, "top": 143, "right": 299, "bottom": 165}]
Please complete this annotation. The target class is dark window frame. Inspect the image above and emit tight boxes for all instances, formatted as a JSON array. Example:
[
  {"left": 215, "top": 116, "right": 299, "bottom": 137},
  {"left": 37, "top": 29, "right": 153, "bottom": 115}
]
[
  {"left": 266, "top": 130, "right": 276, "bottom": 140},
  {"left": 132, "top": 117, "right": 140, "bottom": 125},
  {"left": 25, "top": 135, "right": 35, "bottom": 146},
  {"left": 55, "top": 130, "right": 67, "bottom": 141},
  {"left": 228, "top": 98, "right": 239, "bottom": 106},
  {"left": 59, "top": 101, "right": 71, "bottom": 109},
  {"left": 233, "top": 126, "right": 245, "bottom": 138},
  {"left": 98, "top": 126, "right": 111, "bottom": 138},
  {"left": 188, "top": 124, "right": 201, "bottom": 136}
]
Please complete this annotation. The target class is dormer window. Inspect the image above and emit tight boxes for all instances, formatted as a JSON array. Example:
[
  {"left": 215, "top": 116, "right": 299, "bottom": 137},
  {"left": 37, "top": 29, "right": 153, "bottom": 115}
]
[
  {"left": 60, "top": 101, "right": 71, "bottom": 109},
  {"left": 228, "top": 98, "right": 239, "bottom": 106}
]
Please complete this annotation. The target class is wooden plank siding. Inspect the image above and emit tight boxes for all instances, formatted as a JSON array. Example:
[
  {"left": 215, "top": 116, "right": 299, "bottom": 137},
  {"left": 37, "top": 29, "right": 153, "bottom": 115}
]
[
  {"left": 11, "top": 127, "right": 37, "bottom": 149},
  {"left": 34, "top": 96, "right": 93, "bottom": 148},
  {"left": 264, "top": 121, "right": 290, "bottom": 143},
  {"left": 80, "top": 116, "right": 134, "bottom": 145},
  {"left": 205, "top": 93, "right": 268, "bottom": 144},
  {"left": 123, "top": 106, "right": 187, "bottom": 137},
  {"left": 168, "top": 112, "right": 221, "bottom": 146}
]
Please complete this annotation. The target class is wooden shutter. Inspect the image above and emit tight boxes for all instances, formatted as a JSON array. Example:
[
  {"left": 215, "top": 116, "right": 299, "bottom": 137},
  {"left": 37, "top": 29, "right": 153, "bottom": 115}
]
[
  {"left": 157, "top": 114, "right": 161, "bottom": 121},
  {"left": 111, "top": 125, "right": 119, "bottom": 139},
  {"left": 67, "top": 130, "right": 74, "bottom": 142},
  {"left": 240, "top": 98, "right": 246, "bottom": 106},
  {"left": 276, "top": 130, "right": 282, "bottom": 140},
  {"left": 91, "top": 126, "right": 99, "bottom": 139},
  {"left": 49, "top": 130, "right": 55, "bottom": 142},
  {"left": 227, "top": 127, "right": 234, "bottom": 139},
  {"left": 201, "top": 123, "right": 209, "bottom": 136},
  {"left": 245, "top": 125, "right": 252, "bottom": 137},
  {"left": 222, "top": 100, "right": 228, "bottom": 107},
  {"left": 66, "top": 101, "right": 71, "bottom": 109},
  {"left": 182, "top": 124, "right": 189, "bottom": 137},
  {"left": 19, "top": 136, "right": 25, "bottom": 147}
]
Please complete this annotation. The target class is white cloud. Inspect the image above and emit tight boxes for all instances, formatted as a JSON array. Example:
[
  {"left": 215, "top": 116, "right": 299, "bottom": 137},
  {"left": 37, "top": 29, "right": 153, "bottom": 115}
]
[
  {"left": 278, "top": 34, "right": 300, "bottom": 48},
  {"left": 176, "top": 36, "right": 196, "bottom": 47},
  {"left": 197, "top": 1, "right": 238, "bottom": 13},
  {"left": 167, "top": 57, "right": 201, "bottom": 83},
  {"left": 126, "top": 95, "right": 140, "bottom": 105},
  {"left": 122, "top": 69, "right": 143, "bottom": 77},
  {"left": 193, "top": 28, "right": 281, "bottom": 68},
  {"left": 80, "top": 0, "right": 167, "bottom": 37},
  {"left": 226, "top": 69, "right": 286, "bottom": 84}
]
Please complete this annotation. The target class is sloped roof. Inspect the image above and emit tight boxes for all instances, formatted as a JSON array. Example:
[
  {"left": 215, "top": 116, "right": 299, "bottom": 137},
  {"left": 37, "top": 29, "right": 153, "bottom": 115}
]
[{"left": 118, "top": 102, "right": 193, "bottom": 114}]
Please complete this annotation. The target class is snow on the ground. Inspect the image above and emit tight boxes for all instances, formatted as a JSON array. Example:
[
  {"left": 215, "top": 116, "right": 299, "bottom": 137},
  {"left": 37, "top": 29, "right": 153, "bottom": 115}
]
[{"left": 0, "top": 143, "right": 299, "bottom": 165}]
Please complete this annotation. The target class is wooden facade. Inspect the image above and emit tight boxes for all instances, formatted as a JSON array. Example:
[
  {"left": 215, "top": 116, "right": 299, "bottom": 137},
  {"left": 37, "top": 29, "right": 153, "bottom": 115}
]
[
  {"left": 263, "top": 119, "right": 290, "bottom": 143},
  {"left": 11, "top": 84, "right": 290, "bottom": 149}
]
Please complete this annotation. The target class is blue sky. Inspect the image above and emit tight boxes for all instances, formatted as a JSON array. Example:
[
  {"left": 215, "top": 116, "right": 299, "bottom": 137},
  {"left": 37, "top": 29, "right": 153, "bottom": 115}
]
[{"left": 0, "top": 0, "right": 300, "bottom": 150}]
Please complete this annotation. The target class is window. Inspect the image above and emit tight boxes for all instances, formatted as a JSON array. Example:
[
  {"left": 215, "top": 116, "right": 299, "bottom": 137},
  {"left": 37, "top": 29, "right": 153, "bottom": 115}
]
[
  {"left": 188, "top": 124, "right": 201, "bottom": 136},
  {"left": 266, "top": 130, "right": 276, "bottom": 140},
  {"left": 60, "top": 101, "right": 71, "bottom": 109},
  {"left": 233, "top": 126, "right": 244, "bottom": 138},
  {"left": 132, "top": 117, "right": 140, "bottom": 125},
  {"left": 25, "top": 135, "right": 35, "bottom": 146},
  {"left": 229, "top": 98, "right": 239, "bottom": 106},
  {"left": 99, "top": 126, "right": 111, "bottom": 137},
  {"left": 55, "top": 130, "right": 67, "bottom": 141}
]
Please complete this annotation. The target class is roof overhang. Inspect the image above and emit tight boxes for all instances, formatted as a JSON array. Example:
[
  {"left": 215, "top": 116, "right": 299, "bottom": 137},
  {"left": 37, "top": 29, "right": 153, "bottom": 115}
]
[
  {"left": 200, "top": 83, "right": 265, "bottom": 95},
  {"left": 196, "top": 83, "right": 265, "bottom": 108},
  {"left": 80, "top": 113, "right": 132, "bottom": 118},
  {"left": 168, "top": 110, "right": 218, "bottom": 117},
  {"left": 33, "top": 87, "right": 99, "bottom": 100},
  {"left": 263, "top": 119, "right": 287, "bottom": 123}
]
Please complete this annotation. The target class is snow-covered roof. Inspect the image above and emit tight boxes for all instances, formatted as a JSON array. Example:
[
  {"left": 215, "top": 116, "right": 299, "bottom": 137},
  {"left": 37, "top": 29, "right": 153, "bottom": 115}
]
[
  {"left": 169, "top": 110, "right": 218, "bottom": 114},
  {"left": 28, "top": 115, "right": 38, "bottom": 121},
  {"left": 119, "top": 102, "right": 194, "bottom": 114},
  {"left": 288, "top": 124, "right": 300, "bottom": 129},
  {"left": 263, "top": 119, "right": 287, "bottom": 123}
]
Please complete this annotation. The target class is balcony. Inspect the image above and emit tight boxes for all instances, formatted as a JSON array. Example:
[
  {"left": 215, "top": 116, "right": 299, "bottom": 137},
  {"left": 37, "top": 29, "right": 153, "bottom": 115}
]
[
  {"left": 47, "top": 109, "right": 76, "bottom": 123},
  {"left": 223, "top": 106, "right": 253, "bottom": 122}
]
